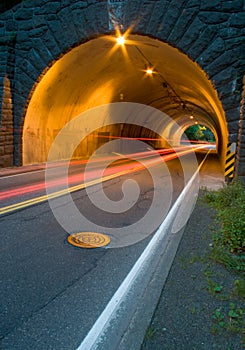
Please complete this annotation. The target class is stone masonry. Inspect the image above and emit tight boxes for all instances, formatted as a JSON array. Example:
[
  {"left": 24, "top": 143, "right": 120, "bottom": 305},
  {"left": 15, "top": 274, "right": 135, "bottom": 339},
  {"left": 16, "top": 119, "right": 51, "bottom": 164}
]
[{"left": 0, "top": 0, "right": 244, "bottom": 177}]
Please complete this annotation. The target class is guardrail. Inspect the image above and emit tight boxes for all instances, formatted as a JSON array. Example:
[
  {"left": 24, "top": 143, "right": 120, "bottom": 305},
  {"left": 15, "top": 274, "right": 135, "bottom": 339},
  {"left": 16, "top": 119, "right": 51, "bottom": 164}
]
[{"left": 76, "top": 155, "right": 208, "bottom": 350}]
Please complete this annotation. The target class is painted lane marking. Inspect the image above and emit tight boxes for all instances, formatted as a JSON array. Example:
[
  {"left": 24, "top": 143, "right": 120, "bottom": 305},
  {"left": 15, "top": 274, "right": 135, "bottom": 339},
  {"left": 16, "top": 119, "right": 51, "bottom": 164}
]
[
  {"left": 0, "top": 147, "right": 206, "bottom": 215},
  {"left": 0, "top": 169, "right": 46, "bottom": 180},
  {"left": 0, "top": 168, "right": 136, "bottom": 216},
  {"left": 0, "top": 148, "right": 199, "bottom": 215}
]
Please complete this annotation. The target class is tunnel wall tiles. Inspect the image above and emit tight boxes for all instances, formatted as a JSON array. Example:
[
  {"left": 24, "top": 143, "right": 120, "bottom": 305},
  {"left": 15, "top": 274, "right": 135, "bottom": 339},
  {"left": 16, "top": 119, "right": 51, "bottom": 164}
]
[{"left": 0, "top": 0, "right": 244, "bottom": 177}]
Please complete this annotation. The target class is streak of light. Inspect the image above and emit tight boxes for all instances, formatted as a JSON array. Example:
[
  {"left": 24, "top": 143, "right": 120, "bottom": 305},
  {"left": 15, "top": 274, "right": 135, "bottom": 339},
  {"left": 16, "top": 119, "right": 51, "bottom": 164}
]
[
  {"left": 0, "top": 145, "right": 203, "bottom": 201},
  {"left": 0, "top": 144, "right": 206, "bottom": 214},
  {"left": 95, "top": 135, "right": 163, "bottom": 141},
  {"left": 95, "top": 134, "right": 215, "bottom": 145},
  {"left": 180, "top": 139, "right": 216, "bottom": 144},
  {"left": 0, "top": 171, "right": 131, "bottom": 215}
]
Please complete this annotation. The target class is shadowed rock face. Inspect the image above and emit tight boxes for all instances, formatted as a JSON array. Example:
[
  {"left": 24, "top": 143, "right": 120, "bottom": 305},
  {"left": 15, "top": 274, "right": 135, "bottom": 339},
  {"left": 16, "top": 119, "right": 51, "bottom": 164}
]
[
  {"left": 0, "top": 0, "right": 244, "bottom": 179},
  {"left": 0, "top": 0, "right": 22, "bottom": 14}
]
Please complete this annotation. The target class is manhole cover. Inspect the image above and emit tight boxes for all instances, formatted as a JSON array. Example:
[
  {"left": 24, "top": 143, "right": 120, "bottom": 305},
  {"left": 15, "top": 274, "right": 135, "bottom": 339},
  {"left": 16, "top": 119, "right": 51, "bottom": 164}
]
[{"left": 67, "top": 232, "right": 110, "bottom": 248}]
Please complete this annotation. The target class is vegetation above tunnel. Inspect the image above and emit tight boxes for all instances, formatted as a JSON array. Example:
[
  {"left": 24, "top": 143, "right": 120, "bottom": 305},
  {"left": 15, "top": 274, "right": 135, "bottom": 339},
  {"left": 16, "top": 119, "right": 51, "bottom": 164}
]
[{"left": 184, "top": 125, "right": 215, "bottom": 143}]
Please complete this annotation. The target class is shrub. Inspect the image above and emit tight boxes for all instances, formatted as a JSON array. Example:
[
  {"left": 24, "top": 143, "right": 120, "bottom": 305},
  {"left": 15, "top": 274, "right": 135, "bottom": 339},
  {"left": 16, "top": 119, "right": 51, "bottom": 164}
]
[{"left": 205, "top": 180, "right": 245, "bottom": 254}]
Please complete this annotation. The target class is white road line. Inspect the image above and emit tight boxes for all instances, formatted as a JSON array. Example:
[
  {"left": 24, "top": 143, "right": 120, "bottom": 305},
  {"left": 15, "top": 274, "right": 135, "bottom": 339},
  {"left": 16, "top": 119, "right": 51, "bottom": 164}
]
[
  {"left": 0, "top": 169, "right": 45, "bottom": 179},
  {"left": 76, "top": 153, "right": 209, "bottom": 350}
]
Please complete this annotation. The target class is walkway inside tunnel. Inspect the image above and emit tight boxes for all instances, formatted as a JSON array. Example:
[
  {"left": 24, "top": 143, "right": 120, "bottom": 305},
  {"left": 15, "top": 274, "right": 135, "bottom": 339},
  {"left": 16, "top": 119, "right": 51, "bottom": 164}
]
[{"left": 23, "top": 33, "right": 227, "bottom": 170}]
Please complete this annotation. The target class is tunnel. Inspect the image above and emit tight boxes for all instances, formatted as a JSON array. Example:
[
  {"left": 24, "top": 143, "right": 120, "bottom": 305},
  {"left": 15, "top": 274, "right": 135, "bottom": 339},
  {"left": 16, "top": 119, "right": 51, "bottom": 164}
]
[{"left": 23, "top": 33, "right": 228, "bottom": 168}]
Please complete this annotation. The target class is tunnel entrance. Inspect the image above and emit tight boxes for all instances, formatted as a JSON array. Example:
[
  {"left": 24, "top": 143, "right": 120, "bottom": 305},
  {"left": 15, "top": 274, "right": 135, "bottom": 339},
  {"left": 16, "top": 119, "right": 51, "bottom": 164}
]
[{"left": 23, "top": 33, "right": 227, "bottom": 169}]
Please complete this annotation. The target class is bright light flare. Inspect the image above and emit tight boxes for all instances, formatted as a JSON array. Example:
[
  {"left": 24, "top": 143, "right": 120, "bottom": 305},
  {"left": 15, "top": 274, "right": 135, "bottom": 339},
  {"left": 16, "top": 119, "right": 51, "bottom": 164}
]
[
  {"left": 143, "top": 66, "right": 156, "bottom": 77},
  {"left": 104, "top": 26, "right": 136, "bottom": 61},
  {"left": 117, "top": 35, "right": 125, "bottom": 46},
  {"left": 146, "top": 68, "right": 153, "bottom": 75},
  {"left": 105, "top": 30, "right": 130, "bottom": 60}
]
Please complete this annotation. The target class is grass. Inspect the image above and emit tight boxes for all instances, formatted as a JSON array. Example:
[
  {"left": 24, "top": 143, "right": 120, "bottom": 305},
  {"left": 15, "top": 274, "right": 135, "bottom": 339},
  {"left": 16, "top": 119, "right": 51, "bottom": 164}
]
[
  {"left": 234, "top": 278, "right": 245, "bottom": 298},
  {"left": 145, "top": 326, "right": 157, "bottom": 340},
  {"left": 204, "top": 179, "right": 245, "bottom": 272},
  {"left": 143, "top": 180, "right": 245, "bottom": 348},
  {"left": 211, "top": 303, "right": 244, "bottom": 335},
  {"left": 203, "top": 180, "right": 245, "bottom": 342}
]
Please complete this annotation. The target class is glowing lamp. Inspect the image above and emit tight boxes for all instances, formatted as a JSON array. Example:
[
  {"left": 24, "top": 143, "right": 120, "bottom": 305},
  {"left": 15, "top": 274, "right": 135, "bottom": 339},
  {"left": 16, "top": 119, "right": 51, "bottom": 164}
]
[
  {"left": 146, "top": 68, "right": 153, "bottom": 75},
  {"left": 117, "top": 35, "right": 125, "bottom": 45}
]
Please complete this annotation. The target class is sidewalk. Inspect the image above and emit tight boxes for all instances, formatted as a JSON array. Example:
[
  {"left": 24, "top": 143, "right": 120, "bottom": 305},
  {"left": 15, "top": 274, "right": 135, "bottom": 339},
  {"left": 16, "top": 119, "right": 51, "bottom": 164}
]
[
  {"left": 141, "top": 194, "right": 244, "bottom": 349},
  {"left": 0, "top": 163, "right": 46, "bottom": 177}
]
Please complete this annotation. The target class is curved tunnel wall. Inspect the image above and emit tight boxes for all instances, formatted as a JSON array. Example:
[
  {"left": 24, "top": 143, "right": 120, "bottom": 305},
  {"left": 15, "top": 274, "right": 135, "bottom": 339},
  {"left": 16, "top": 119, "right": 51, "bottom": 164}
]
[
  {"left": 0, "top": 0, "right": 244, "bottom": 175},
  {"left": 22, "top": 35, "right": 227, "bottom": 165}
]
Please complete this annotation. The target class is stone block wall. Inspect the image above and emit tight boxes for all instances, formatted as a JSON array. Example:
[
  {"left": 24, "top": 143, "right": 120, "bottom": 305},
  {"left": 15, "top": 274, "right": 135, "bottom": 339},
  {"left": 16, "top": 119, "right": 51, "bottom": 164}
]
[
  {"left": 235, "top": 75, "right": 245, "bottom": 181},
  {"left": 0, "top": 76, "right": 14, "bottom": 167}
]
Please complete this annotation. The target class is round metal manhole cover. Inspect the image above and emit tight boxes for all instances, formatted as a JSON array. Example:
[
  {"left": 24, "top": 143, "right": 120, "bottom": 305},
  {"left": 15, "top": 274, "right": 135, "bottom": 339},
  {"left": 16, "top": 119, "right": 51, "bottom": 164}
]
[{"left": 67, "top": 232, "right": 110, "bottom": 248}]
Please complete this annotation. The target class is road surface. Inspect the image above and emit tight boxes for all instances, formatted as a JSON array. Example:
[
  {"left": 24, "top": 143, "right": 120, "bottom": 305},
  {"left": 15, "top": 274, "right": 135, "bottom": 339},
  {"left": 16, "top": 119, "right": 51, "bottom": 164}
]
[{"left": 0, "top": 149, "right": 207, "bottom": 349}]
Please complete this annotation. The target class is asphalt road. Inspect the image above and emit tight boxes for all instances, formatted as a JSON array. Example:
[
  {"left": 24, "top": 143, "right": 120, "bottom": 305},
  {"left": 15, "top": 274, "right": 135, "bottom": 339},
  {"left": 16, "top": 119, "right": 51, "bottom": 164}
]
[{"left": 0, "top": 152, "right": 201, "bottom": 350}]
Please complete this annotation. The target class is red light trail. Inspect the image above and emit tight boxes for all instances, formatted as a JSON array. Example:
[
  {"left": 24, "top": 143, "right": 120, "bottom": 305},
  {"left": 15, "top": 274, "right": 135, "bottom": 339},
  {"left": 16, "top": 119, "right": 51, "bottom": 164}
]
[{"left": 0, "top": 145, "right": 206, "bottom": 202}]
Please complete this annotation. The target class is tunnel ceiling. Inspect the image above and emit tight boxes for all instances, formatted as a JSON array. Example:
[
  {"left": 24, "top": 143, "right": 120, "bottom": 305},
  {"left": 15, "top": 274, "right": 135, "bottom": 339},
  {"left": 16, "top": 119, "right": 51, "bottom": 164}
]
[{"left": 23, "top": 34, "right": 227, "bottom": 164}]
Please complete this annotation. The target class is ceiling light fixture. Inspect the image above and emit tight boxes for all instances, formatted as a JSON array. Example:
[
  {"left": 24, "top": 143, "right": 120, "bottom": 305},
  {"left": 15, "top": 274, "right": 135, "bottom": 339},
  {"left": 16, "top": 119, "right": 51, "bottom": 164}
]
[
  {"left": 117, "top": 35, "right": 125, "bottom": 45},
  {"left": 146, "top": 67, "right": 154, "bottom": 76}
]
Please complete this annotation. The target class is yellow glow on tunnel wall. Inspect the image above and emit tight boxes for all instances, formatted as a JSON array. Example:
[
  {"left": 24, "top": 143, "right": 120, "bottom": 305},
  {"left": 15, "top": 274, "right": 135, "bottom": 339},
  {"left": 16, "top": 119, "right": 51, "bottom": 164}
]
[
  {"left": 23, "top": 34, "right": 227, "bottom": 169},
  {"left": 23, "top": 42, "right": 115, "bottom": 164}
]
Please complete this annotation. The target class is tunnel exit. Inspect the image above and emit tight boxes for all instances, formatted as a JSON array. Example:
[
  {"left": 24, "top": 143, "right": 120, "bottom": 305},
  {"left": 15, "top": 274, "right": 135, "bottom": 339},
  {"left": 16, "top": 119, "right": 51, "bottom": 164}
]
[{"left": 181, "top": 124, "right": 217, "bottom": 152}]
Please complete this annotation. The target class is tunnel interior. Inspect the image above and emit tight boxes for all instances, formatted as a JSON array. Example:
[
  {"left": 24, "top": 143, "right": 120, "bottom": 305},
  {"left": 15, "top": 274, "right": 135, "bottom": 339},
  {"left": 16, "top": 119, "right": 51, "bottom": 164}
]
[
  {"left": 72, "top": 124, "right": 165, "bottom": 159},
  {"left": 23, "top": 34, "right": 227, "bottom": 167}
]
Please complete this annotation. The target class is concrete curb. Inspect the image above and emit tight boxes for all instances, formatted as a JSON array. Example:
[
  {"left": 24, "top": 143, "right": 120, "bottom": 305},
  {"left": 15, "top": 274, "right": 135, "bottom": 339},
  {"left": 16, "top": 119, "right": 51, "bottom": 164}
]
[{"left": 76, "top": 156, "right": 205, "bottom": 350}]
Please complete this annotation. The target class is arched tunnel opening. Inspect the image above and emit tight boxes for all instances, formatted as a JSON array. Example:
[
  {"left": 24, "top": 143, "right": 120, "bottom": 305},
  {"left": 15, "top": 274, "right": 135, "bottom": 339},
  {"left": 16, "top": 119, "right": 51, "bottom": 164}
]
[{"left": 23, "top": 34, "right": 228, "bottom": 172}]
